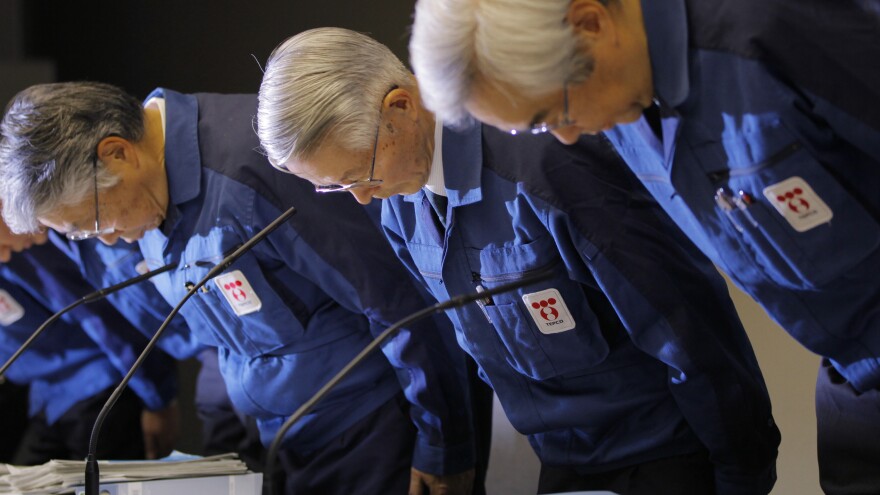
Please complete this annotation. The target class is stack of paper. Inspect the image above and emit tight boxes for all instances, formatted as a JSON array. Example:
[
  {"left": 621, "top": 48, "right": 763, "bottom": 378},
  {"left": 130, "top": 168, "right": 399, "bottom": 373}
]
[{"left": 0, "top": 452, "right": 250, "bottom": 495}]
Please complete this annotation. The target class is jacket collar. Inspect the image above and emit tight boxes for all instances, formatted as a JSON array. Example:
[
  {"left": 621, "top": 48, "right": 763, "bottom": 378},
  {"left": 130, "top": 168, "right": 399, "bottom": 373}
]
[
  {"left": 143, "top": 88, "right": 202, "bottom": 235},
  {"left": 641, "top": 0, "right": 690, "bottom": 107},
  {"left": 404, "top": 123, "right": 484, "bottom": 207}
]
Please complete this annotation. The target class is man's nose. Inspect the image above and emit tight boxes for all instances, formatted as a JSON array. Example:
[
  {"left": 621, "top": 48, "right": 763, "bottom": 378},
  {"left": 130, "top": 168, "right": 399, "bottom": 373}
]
[
  {"left": 349, "top": 187, "right": 377, "bottom": 205},
  {"left": 550, "top": 126, "right": 583, "bottom": 145}
]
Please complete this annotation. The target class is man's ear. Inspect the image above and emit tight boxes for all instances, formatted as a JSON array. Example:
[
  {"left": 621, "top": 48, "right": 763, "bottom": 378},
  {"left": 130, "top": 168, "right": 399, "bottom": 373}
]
[
  {"left": 383, "top": 87, "right": 420, "bottom": 122},
  {"left": 568, "top": 0, "right": 613, "bottom": 42},
  {"left": 96, "top": 136, "right": 138, "bottom": 169}
]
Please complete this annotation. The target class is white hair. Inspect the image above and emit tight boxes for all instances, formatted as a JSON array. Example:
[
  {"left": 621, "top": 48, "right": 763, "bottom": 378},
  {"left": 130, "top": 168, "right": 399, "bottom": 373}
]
[
  {"left": 0, "top": 82, "right": 134, "bottom": 233},
  {"left": 410, "top": 0, "right": 593, "bottom": 124},
  {"left": 257, "top": 27, "right": 413, "bottom": 166}
]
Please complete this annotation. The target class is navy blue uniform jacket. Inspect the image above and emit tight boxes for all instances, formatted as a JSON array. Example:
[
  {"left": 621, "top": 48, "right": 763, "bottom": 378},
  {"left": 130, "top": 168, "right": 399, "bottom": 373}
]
[
  {"left": 0, "top": 241, "right": 177, "bottom": 424},
  {"left": 383, "top": 125, "right": 780, "bottom": 494},
  {"left": 605, "top": 0, "right": 880, "bottom": 391},
  {"left": 136, "top": 89, "right": 474, "bottom": 475}
]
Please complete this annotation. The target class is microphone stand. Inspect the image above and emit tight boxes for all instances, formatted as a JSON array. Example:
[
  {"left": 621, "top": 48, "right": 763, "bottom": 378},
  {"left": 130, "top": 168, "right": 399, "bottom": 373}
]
[
  {"left": 84, "top": 206, "right": 296, "bottom": 495},
  {"left": 0, "top": 260, "right": 176, "bottom": 378},
  {"left": 264, "top": 267, "right": 554, "bottom": 495}
]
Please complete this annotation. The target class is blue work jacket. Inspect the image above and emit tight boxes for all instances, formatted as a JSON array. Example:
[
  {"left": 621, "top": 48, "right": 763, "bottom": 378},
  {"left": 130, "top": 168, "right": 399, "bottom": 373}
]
[
  {"left": 604, "top": 0, "right": 880, "bottom": 391},
  {"left": 382, "top": 125, "right": 780, "bottom": 495},
  {"left": 50, "top": 233, "right": 203, "bottom": 361},
  {"left": 136, "top": 89, "right": 474, "bottom": 475},
  {"left": 0, "top": 242, "right": 177, "bottom": 424}
]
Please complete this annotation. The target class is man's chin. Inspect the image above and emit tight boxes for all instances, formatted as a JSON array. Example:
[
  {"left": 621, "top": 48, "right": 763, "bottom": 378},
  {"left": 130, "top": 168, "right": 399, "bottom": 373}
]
[
  {"left": 380, "top": 186, "right": 421, "bottom": 199},
  {"left": 122, "top": 226, "right": 154, "bottom": 243}
]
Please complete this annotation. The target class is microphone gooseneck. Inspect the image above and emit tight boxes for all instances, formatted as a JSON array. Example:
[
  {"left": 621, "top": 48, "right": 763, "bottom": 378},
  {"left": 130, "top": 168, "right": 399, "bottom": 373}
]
[
  {"left": 264, "top": 267, "right": 554, "bottom": 495},
  {"left": 0, "top": 260, "right": 177, "bottom": 379},
  {"left": 84, "top": 206, "right": 297, "bottom": 495}
]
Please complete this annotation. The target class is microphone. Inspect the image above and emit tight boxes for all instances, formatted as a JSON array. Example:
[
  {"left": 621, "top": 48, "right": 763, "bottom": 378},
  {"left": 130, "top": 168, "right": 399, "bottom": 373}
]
[
  {"left": 0, "top": 259, "right": 177, "bottom": 379},
  {"left": 264, "top": 267, "right": 554, "bottom": 495},
  {"left": 84, "top": 206, "right": 297, "bottom": 495}
]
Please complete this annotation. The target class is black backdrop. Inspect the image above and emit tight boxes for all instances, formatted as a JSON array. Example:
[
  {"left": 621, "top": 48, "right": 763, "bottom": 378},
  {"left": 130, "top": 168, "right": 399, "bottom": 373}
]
[{"left": 22, "top": 0, "right": 415, "bottom": 96}]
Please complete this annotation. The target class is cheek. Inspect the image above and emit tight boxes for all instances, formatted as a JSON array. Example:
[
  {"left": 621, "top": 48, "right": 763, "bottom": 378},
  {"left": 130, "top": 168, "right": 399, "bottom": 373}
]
[
  {"left": 113, "top": 204, "right": 132, "bottom": 225},
  {"left": 109, "top": 204, "right": 145, "bottom": 230}
]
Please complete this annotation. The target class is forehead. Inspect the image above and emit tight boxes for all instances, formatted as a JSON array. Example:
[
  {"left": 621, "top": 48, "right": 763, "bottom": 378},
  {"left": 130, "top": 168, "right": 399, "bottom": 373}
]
[
  {"left": 38, "top": 197, "right": 94, "bottom": 228},
  {"left": 282, "top": 142, "right": 368, "bottom": 185},
  {"left": 464, "top": 79, "right": 556, "bottom": 131}
]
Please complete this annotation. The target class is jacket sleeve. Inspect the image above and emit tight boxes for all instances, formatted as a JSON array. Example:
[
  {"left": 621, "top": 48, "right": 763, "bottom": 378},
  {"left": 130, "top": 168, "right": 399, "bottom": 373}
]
[
  {"left": 64, "top": 296, "right": 178, "bottom": 412},
  {"left": 41, "top": 238, "right": 179, "bottom": 411},
  {"left": 53, "top": 234, "right": 204, "bottom": 361},
  {"left": 803, "top": 88, "right": 880, "bottom": 168},
  {"left": 256, "top": 196, "right": 475, "bottom": 476},
  {"left": 0, "top": 282, "right": 100, "bottom": 383},
  {"left": 535, "top": 189, "right": 780, "bottom": 495}
]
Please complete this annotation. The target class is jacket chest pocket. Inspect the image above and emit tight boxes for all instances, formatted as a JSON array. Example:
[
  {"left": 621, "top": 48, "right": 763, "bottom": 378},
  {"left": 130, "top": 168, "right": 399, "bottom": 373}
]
[
  {"left": 700, "top": 124, "right": 880, "bottom": 289},
  {"left": 474, "top": 236, "right": 609, "bottom": 381},
  {"left": 178, "top": 235, "right": 304, "bottom": 357}
]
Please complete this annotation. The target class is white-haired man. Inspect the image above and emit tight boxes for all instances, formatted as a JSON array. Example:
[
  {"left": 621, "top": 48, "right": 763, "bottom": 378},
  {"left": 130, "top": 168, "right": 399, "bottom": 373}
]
[
  {"left": 257, "top": 27, "right": 782, "bottom": 495},
  {"left": 409, "top": 1, "right": 880, "bottom": 493}
]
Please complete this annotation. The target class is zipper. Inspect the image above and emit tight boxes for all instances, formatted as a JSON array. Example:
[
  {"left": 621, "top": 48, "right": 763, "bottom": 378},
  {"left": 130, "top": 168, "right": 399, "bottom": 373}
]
[
  {"left": 709, "top": 141, "right": 801, "bottom": 184},
  {"left": 474, "top": 260, "right": 560, "bottom": 284}
]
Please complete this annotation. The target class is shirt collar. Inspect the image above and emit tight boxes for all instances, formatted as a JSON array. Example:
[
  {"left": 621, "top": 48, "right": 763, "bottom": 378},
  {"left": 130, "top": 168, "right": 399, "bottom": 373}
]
[
  {"left": 144, "top": 96, "right": 167, "bottom": 130},
  {"left": 640, "top": 0, "right": 690, "bottom": 107},
  {"left": 423, "top": 119, "right": 447, "bottom": 196},
  {"left": 142, "top": 88, "right": 202, "bottom": 235}
]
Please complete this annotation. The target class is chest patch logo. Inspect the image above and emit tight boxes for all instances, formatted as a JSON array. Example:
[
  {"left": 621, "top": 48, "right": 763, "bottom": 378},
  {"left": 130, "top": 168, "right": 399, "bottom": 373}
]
[
  {"left": 214, "top": 270, "right": 262, "bottom": 316},
  {"left": 762, "top": 176, "right": 833, "bottom": 232},
  {"left": 0, "top": 289, "right": 26, "bottom": 326},
  {"left": 521, "top": 288, "right": 575, "bottom": 334}
]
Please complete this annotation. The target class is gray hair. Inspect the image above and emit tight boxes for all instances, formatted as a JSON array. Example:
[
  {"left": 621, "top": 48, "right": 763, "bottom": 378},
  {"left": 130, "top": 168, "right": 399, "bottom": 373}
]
[
  {"left": 410, "top": 0, "right": 593, "bottom": 124},
  {"left": 257, "top": 27, "right": 412, "bottom": 166},
  {"left": 0, "top": 82, "right": 140, "bottom": 233}
]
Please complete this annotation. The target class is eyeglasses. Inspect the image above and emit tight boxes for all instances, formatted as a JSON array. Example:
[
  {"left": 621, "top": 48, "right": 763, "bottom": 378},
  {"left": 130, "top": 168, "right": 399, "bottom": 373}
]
[
  {"left": 313, "top": 116, "right": 384, "bottom": 193},
  {"left": 510, "top": 83, "right": 574, "bottom": 136},
  {"left": 66, "top": 158, "right": 115, "bottom": 241}
]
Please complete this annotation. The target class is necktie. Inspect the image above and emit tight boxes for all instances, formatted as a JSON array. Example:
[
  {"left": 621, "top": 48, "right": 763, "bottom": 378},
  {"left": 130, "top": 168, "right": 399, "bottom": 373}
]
[{"left": 424, "top": 190, "right": 449, "bottom": 229}]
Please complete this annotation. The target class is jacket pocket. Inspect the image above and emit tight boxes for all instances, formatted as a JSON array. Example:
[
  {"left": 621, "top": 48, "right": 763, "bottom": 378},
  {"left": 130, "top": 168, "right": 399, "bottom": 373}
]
[
  {"left": 475, "top": 236, "right": 609, "bottom": 380},
  {"left": 710, "top": 127, "right": 880, "bottom": 289},
  {"left": 178, "top": 231, "right": 309, "bottom": 357}
]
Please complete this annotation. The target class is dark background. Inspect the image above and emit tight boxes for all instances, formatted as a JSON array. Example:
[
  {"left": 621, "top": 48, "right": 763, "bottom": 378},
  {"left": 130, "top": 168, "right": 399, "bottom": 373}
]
[{"left": 3, "top": 0, "right": 414, "bottom": 99}]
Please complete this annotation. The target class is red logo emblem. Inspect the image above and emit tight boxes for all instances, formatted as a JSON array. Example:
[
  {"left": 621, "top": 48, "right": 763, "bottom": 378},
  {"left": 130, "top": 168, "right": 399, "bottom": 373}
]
[
  {"left": 531, "top": 298, "right": 560, "bottom": 321},
  {"left": 222, "top": 280, "right": 247, "bottom": 301},
  {"left": 0, "top": 296, "right": 11, "bottom": 313},
  {"left": 776, "top": 188, "right": 811, "bottom": 214}
]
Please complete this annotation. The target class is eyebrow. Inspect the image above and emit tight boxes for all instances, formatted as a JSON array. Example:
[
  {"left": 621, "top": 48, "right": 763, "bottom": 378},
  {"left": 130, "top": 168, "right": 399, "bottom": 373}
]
[
  {"left": 65, "top": 219, "right": 84, "bottom": 233},
  {"left": 337, "top": 165, "right": 366, "bottom": 183}
]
